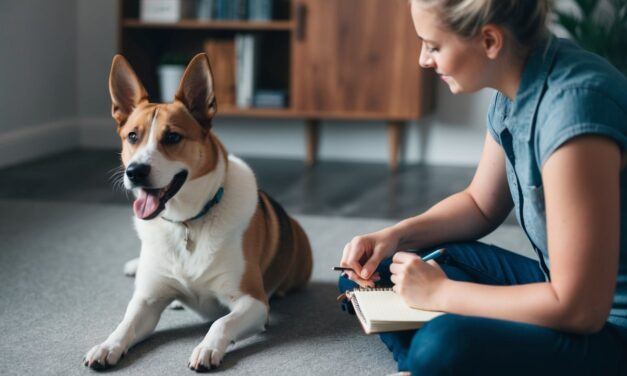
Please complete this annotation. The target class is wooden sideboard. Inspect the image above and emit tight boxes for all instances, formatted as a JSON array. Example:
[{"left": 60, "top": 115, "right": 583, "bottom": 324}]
[{"left": 118, "top": 0, "right": 435, "bottom": 170}]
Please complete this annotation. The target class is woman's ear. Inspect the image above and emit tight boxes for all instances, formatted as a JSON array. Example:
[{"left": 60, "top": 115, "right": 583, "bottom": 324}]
[{"left": 480, "top": 24, "right": 505, "bottom": 60}]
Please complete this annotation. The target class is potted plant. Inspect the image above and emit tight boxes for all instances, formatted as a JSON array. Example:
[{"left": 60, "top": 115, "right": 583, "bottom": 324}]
[
  {"left": 554, "top": 0, "right": 627, "bottom": 75},
  {"left": 157, "top": 52, "right": 189, "bottom": 102}
]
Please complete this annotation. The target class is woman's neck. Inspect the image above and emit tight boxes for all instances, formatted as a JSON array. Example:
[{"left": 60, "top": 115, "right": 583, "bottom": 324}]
[{"left": 491, "top": 48, "right": 529, "bottom": 100}]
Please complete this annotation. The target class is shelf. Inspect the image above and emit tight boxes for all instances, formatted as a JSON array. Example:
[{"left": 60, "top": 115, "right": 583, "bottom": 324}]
[
  {"left": 123, "top": 19, "right": 294, "bottom": 31},
  {"left": 216, "top": 107, "right": 418, "bottom": 121}
]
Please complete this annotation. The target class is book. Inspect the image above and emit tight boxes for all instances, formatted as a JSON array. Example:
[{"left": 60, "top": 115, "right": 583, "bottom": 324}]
[
  {"left": 204, "top": 38, "right": 236, "bottom": 108},
  {"left": 249, "top": 0, "right": 273, "bottom": 21},
  {"left": 196, "top": 0, "right": 214, "bottom": 20},
  {"left": 140, "top": 0, "right": 194, "bottom": 22},
  {"left": 348, "top": 288, "right": 444, "bottom": 334},
  {"left": 254, "top": 89, "right": 286, "bottom": 108},
  {"left": 235, "top": 33, "right": 259, "bottom": 108}
]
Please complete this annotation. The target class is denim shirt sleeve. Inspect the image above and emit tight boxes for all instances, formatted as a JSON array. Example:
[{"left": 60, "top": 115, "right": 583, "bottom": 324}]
[{"left": 536, "top": 87, "right": 627, "bottom": 167}]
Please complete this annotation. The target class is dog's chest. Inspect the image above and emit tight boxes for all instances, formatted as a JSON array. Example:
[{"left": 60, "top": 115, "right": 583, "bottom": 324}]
[{"left": 137, "top": 218, "right": 247, "bottom": 291}]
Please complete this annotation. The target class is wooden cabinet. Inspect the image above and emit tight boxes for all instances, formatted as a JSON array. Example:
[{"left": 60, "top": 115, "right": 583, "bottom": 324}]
[{"left": 118, "top": 0, "right": 435, "bottom": 170}]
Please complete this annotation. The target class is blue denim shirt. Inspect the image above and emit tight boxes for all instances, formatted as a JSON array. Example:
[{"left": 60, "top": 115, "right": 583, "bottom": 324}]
[{"left": 487, "top": 35, "right": 627, "bottom": 328}]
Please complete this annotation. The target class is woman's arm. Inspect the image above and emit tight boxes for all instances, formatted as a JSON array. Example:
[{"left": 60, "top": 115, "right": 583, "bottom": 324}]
[
  {"left": 393, "top": 135, "right": 621, "bottom": 333},
  {"left": 341, "top": 132, "right": 513, "bottom": 286},
  {"left": 392, "top": 132, "right": 514, "bottom": 250}
]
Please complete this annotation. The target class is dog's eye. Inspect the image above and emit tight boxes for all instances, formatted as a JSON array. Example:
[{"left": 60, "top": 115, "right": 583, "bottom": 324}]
[
  {"left": 163, "top": 132, "right": 182, "bottom": 145},
  {"left": 127, "top": 132, "right": 138, "bottom": 144}
]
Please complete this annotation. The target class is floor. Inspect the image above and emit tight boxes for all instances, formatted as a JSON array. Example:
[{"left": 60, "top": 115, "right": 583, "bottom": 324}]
[{"left": 0, "top": 149, "right": 478, "bottom": 220}]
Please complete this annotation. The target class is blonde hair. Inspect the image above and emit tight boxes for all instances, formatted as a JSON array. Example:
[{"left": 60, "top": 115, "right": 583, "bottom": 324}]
[{"left": 411, "top": 0, "right": 550, "bottom": 47}]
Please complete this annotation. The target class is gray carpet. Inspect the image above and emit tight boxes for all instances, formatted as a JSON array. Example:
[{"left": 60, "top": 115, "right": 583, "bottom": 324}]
[{"left": 0, "top": 199, "right": 533, "bottom": 375}]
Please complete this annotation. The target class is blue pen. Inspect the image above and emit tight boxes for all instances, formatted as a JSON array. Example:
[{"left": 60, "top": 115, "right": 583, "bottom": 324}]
[{"left": 420, "top": 248, "right": 445, "bottom": 262}]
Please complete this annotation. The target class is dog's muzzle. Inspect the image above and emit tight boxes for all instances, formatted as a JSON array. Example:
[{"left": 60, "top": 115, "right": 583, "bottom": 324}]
[{"left": 130, "top": 169, "right": 188, "bottom": 220}]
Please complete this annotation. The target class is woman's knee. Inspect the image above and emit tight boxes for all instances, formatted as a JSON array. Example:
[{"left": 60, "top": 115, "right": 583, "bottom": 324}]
[{"left": 404, "top": 314, "right": 483, "bottom": 374}]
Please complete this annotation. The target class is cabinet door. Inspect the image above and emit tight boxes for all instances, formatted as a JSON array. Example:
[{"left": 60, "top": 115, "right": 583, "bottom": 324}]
[{"left": 291, "top": 0, "right": 434, "bottom": 119}]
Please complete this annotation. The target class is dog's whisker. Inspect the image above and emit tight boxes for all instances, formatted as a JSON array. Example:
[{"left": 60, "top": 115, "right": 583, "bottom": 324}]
[
  {"left": 108, "top": 166, "right": 125, "bottom": 181},
  {"left": 107, "top": 166, "right": 131, "bottom": 199},
  {"left": 108, "top": 166, "right": 129, "bottom": 197}
]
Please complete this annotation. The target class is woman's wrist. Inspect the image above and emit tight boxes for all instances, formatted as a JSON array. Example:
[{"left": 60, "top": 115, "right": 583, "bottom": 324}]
[
  {"left": 390, "top": 216, "right": 423, "bottom": 249},
  {"left": 388, "top": 221, "right": 409, "bottom": 248},
  {"left": 434, "top": 278, "right": 455, "bottom": 312}
]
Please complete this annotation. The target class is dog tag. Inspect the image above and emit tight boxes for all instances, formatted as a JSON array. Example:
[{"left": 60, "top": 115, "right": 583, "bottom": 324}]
[{"left": 183, "top": 223, "right": 194, "bottom": 251}]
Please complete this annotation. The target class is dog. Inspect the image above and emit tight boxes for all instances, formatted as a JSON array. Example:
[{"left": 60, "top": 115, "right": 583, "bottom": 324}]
[{"left": 84, "top": 53, "right": 313, "bottom": 371}]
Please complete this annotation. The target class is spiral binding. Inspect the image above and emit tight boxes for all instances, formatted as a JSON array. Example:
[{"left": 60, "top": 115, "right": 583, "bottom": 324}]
[{"left": 345, "top": 287, "right": 393, "bottom": 299}]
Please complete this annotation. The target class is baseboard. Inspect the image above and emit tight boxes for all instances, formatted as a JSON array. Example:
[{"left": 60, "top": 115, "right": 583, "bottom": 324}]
[{"left": 0, "top": 119, "right": 79, "bottom": 169}]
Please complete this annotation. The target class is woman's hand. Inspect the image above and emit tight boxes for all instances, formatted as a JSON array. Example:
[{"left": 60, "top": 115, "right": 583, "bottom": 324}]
[
  {"left": 340, "top": 227, "right": 400, "bottom": 288},
  {"left": 389, "top": 251, "right": 448, "bottom": 311}
]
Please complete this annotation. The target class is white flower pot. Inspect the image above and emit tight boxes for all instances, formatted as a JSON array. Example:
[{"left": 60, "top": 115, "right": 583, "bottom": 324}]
[{"left": 157, "top": 64, "right": 185, "bottom": 102}]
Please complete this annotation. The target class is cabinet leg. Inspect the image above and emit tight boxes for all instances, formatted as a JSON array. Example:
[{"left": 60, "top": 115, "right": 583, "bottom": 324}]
[
  {"left": 387, "top": 121, "right": 405, "bottom": 172},
  {"left": 305, "top": 119, "right": 320, "bottom": 167}
]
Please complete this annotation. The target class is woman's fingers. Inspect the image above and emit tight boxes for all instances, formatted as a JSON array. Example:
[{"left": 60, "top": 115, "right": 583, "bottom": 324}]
[
  {"left": 389, "top": 260, "right": 401, "bottom": 275},
  {"left": 340, "top": 236, "right": 389, "bottom": 287},
  {"left": 427, "top": 259, "right": 443, "bottom": 272},
  {"left": 392, "top": 251, "right": 417, "bottom": 264},
  {"left": 341, "top": 237, "right": 371, "bottom": 278},
  {"left": 360, "top": 244, "right": 385, "bottom": 279}
]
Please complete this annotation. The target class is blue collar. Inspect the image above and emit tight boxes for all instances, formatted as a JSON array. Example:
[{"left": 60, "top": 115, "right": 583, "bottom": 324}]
[{"left": 162, "top": 187, "right": 224, "bottom": 224}]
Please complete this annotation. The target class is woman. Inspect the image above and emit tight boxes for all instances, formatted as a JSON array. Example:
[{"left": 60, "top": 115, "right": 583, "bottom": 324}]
[{"left": 338, "top": 0, "right": 627, "bottom": 374}]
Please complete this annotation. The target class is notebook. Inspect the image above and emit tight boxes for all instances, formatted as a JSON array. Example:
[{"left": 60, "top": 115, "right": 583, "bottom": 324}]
[{"left": 348, "top": 288, "right": 444, "bottom": 334}]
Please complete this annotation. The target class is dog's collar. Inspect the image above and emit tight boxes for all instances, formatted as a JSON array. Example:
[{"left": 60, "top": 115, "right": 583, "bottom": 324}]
[{"left": 161, "top": 187, "right": 224, "bottom": 224}]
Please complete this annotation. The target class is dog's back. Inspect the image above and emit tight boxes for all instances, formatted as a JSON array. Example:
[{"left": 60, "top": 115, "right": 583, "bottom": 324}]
[{"left": 250, "top": 191, "right": 312, "bottom": 296}]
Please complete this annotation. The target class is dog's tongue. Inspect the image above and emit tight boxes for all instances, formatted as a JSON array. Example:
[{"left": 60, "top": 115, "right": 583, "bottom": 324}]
[{"left": 133, "top": 189, "right": 160, "bottom": 219}]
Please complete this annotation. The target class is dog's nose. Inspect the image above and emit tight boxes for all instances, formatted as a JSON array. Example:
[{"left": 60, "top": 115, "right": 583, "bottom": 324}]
[{"left": 126, "top": 163, "right": 151, "bottom": 185}]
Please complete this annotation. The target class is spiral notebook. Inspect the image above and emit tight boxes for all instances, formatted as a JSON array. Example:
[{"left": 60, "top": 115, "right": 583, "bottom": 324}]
[{"left": 347, "top": 288, "right": 444, "bottom": 334}]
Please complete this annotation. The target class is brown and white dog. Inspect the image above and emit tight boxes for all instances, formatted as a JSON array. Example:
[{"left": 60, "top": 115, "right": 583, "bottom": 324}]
[{"left": 84, "top": 53, "right": 312, "bottom": 371}]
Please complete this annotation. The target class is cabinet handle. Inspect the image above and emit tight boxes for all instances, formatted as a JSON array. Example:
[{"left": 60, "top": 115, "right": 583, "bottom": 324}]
[{"left": 296, "top": 3, "right": 306, "bottom": 41}]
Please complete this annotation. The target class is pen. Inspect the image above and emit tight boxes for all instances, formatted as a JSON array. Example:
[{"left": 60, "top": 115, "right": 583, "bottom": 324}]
[
  {"left": 332, "top": 248, "right": 445, "bottom": 272},
  {"left": 332, "top": 266, "right": 355, "bottom": 272},
  {"left": 420, "top": 248, "right": 445, "bottom": 262}
]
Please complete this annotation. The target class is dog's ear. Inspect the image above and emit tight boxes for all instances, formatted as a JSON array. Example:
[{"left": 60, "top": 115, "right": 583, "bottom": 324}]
[
  {"left": 108, "top": 55, "right": 148, "bottom": 126},
  {"left": 175, "top": 53, "right": 217, "bottom": 130}
]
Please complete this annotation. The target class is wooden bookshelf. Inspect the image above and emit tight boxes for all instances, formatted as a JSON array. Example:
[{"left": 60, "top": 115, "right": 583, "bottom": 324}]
[{"left": 118, "top": 0, "right": 435, "bottom": 170}]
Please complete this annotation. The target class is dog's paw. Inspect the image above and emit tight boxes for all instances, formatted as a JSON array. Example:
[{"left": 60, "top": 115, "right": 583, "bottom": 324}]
[
  {"left": 168, "top": 300, "right": 185, "bottom": 310},
  {"left": 123, "top": 257, "right": 139, "bottom": 277},
  {"left": 83, "top": 342, "right": 125, "bottom": 370},
  {"left": 188, "top": 344, "right": 225, "bottom": 372}
]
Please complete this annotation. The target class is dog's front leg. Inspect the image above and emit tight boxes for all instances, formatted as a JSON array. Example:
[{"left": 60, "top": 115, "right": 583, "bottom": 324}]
[
  {"left": 188, "top": 294, "right": 267, "bottom": 371},
  {"left": 84, "top": 293, "right": 171, "bottom": 369}
]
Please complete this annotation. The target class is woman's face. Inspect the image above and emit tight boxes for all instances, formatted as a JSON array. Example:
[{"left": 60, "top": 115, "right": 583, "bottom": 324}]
[{"left": 410, "top": 3, "right": 491, "bottom": 94}]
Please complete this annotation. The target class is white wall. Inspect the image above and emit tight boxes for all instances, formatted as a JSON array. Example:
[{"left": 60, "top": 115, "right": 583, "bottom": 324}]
[
  {"left": 0, "top": 0, "right": 78, "bottom": 167},
  {"left": 77, "top": 0, "right": 117, "bottom": 120}
]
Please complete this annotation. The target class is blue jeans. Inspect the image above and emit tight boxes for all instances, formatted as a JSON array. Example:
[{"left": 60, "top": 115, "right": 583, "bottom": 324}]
[{"left": 338, "top": 242, "right": 627, "bottom": 375}]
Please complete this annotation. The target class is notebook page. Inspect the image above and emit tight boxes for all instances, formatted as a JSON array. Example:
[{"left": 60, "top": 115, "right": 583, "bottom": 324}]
[{"left": 352, "top": 289, "right": 443, "bottom": 323}]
